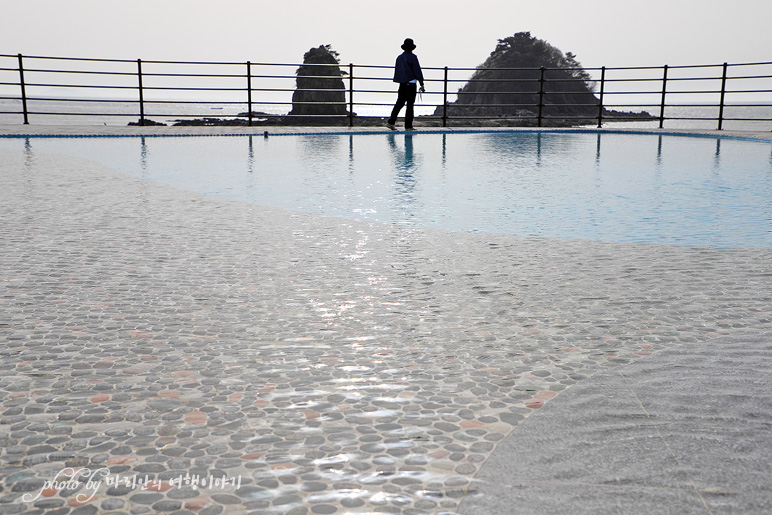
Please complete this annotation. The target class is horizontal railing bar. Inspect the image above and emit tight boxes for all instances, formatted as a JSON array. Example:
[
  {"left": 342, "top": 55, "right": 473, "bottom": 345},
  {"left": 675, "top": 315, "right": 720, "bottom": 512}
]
[
  {"left": 20, "top": 111, "right": 139, "bottom": 116},
  {"left": 14, "top": 97, "right": 251, "bottom": 105},
  {"left": 653, "top": 90, "right": 731, "bottom": 94},
  {"left": 21, "top": 83, "right": 139, "bottom": 89},
  {"left": 274, "top": 101, "right": 348, "bottom": 105},
  {"left": 347, "top": 89, "right": 439, "bottom": 95},
  {"left": 723, "top": 89, "right": 772, "bottom": 94},
  {"left": 620, "top": 103, "right": 712, "bottom": 108},
  {"left": 3, "top": 54, "right": 136, "bottom": 63},
  {"left": 726, "top": 73, "right": 772, "bottom": 80},
  {"left": 19, "top": 112, "right": 259, "bottom": 119},
  {"left": 142, "top": 86, "right": 251, "bottom": 91},
  {"left": 145, "top": 100, "right": 246, "bottom": 105},
  {"left": 577, "top": 65, "right": 680, "bottom": 72},
  {"left": 150, "top": 73, "right": 344, "bottom": 79},
  {"left": 598, "top": 61, "right": 772, "bottom": 70},
  {"left": 442, "top": 103, "right": 565, "bottom": 108},
  {"left": 345, "top": 64, "right": 392, "bottom": 70},
  {"left": 442, "top": 116, "right": 541, "bottom": 120},
  {"left": 10, "top": 89, "right": 765, "bottom": 98},
  {"left": 8, "top": 72, "right": 768, "bottom": 85},
  {"left": 12, "top": 70, "right": 344, "bottom": 80},
  {"left": 147, "top": 73, "right": 282, "bottom": 79},
  {"left": 707, "top": 103, "right": 772, "bottom": 107},
  {"left": 18, "top": 97, "right": 140, "bottom": 103},
  {"left": 452, "top": 90, "right": 546, "bottom": 95},
  {"left": 656, "top": 76, "right": 724, "bottom": 82},
  {"left": 601, "top": 77, "right": 676, "bottom": 83},
  {"left": 353, "top": 102, "right": 433, "bottom": 107},
  {"left": 659, "top": 117, "right": 771, "bottom": 122},
  {"left": 717, "top": 117, "right": 772, "bottom": 121},
  {"left": 599, "top": 91, "right": 676, "bottom": 95},
  {"left": 464, "top": 78, "right": 541, "bottom": 83},
  {"left": 244, "top": 89, "right": 295, "bottom": 93},
  {"left": 145, "top": 60, "right": 301, "bottom": 67},
  {"left": 349, "top": 77, "right": 450, "bottom": 83},
  {"left": 602, "top": 104, "right": 665, "bottom": 108},
  {"left": 21, "top": 68, "right": 138, "bottom": 77}
]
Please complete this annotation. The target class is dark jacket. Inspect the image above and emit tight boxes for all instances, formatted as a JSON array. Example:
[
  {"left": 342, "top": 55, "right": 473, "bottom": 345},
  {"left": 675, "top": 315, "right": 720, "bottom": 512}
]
[{"left": 393, "top": 52, "right": 424, "bottom": 85}]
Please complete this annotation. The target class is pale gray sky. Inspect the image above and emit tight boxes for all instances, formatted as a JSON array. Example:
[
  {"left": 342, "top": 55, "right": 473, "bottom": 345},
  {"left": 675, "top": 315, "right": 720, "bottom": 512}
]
[{"left": 3, "top": 0, "right": 770, "bottom": 70}]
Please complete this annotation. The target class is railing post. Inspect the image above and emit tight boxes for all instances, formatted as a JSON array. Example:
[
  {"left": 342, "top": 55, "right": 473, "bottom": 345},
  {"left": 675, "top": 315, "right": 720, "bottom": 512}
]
[
  {"left": 137, "top": 59, "right": 145, "bottom": 126},
  {"left": 17, "top": 54, "right": 29, "bottom": 125},
  {"left": 717, "top": 62, "right": 728, "bottom": 130},
  {"left": 348, "top": 63, "right": 354, "bottom": 127},
  {"left": 659, "top": 64, "right": 668, "bottom": 129},
  {"left": 537, "top": 66, "right": 546, "bottom": 127},
  {"left": 442, "top": 66, "right": 448, "bottom": 127},
  {"left": 246, "top": 61, "right": 253, "bottom": 127},
  {"left": 596, "top": 66, "right": 606, "bottom": 128}
]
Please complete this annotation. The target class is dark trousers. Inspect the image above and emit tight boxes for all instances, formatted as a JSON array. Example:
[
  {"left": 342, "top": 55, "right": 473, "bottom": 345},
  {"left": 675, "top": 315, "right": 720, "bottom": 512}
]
[{"left": 388, "top": 82, "right": 417, "bottom": 128}]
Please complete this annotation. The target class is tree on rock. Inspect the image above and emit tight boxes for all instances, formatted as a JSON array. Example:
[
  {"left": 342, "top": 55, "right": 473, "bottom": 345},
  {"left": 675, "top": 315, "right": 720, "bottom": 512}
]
[
  {"left": 289, "top": 45, "right": 348, "bottom": 123},
  {"left": 440, "top": 32, "right": 599, "bottom": 122}
]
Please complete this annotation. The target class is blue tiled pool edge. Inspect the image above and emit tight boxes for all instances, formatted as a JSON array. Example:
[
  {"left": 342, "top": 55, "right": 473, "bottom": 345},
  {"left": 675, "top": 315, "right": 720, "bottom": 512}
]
[{"left": 2, "top": 126, "right": 772, "bottom": 144}]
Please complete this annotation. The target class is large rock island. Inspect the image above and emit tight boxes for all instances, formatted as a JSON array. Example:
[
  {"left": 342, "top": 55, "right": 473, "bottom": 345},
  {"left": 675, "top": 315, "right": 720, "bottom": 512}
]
[
  {"left": 436, "top": 32, "right": 652, "bottom": 125},
  {"left": 287, "top": 44, "right": 350, "bottom": 124}
]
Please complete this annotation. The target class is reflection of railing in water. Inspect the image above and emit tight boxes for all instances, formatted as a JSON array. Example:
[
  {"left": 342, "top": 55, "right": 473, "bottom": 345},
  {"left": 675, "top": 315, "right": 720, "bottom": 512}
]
[{"left": 1, "top": 53, "right": 771, "bottom": 129}]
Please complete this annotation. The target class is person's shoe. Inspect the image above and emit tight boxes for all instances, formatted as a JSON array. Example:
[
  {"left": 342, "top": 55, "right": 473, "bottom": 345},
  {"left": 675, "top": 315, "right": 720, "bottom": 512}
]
[
  {"left": 405, "top": 126, "right": 416, "bottom": 131},
  {"left": 386, "top": 122, "right": 397, "bottom": 131}
]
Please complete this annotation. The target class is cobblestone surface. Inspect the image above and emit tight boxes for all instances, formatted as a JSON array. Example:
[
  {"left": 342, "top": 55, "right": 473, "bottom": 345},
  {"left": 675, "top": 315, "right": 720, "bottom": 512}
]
[{"left": 1, "top": 138, "right": 770, "bottom": 514}]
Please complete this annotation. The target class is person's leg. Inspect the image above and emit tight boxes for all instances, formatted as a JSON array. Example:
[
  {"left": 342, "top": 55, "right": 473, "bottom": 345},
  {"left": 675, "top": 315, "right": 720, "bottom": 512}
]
[
  {"left": 388, "top": 84, "right": 409, "bottom": 125},
  {"left": 404, "top": 83, "right": 418, "bottom": 129}
]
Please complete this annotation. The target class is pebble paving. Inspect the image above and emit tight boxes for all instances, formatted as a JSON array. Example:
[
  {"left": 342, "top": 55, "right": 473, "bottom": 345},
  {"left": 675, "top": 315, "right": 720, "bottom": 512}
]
[{"left": 1, "top": 138, "right": 771, "bottom": 514}]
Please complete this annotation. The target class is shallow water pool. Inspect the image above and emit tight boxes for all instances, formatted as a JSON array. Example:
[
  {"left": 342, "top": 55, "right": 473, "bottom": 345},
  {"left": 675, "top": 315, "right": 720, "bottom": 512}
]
[{"left": 4, "top": 131, "right": 771, "bottom": 247}]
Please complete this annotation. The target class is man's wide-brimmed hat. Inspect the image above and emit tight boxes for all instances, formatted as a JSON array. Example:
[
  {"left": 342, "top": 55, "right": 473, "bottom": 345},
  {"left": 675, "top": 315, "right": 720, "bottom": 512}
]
[{"left": 401, "top": 38, "right": 416, "bottom": 51}]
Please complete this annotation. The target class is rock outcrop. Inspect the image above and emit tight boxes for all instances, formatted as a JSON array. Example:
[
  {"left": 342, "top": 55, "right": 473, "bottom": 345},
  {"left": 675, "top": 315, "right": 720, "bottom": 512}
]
[
  {"left": 436, "top": 32, "right": 652, "bottom": 123},
  {"left": 288, "top": 45, "right": 349, "bottom": 123}
]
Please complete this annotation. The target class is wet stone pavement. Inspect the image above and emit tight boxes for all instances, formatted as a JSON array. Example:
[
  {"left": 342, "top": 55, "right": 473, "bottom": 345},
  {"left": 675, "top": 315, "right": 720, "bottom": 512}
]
[{"left": 1, "top": 146, "right": 771, "bottom": 514}]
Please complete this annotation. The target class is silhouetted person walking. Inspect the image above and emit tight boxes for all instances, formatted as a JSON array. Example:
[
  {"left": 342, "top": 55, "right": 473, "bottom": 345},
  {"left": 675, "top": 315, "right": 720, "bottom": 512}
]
[{"left": 387, "top": 38, "right": 425, "bottom": 131}]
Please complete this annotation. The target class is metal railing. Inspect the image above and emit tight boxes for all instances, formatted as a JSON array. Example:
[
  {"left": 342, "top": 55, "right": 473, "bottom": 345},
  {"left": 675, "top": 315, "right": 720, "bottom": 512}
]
[{"left": 1, "top": 53, "right": 771, "bottom": 130}]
